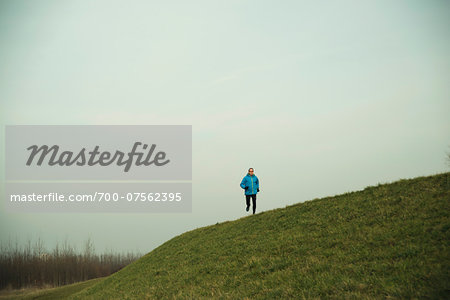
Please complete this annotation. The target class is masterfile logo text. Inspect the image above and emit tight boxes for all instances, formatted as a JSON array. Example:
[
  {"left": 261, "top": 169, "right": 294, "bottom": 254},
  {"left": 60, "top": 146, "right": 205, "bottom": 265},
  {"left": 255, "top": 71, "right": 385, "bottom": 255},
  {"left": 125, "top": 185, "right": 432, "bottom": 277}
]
[
  {"left": 26, "top": 142, "right": 170, "bottom": 172},
  {"left": 6, "top": 125, "right": 192, "bottom": 180},
  {"left": 4, "top": 125, "right": 192, "bottom": 213}
]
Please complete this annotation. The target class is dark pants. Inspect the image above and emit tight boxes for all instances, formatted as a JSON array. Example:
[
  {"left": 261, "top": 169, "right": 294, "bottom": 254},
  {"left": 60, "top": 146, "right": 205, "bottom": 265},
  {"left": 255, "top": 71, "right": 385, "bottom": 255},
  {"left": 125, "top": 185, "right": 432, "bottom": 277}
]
[{"left": 246, "top": 194, "right": 257, "bottom": 214}]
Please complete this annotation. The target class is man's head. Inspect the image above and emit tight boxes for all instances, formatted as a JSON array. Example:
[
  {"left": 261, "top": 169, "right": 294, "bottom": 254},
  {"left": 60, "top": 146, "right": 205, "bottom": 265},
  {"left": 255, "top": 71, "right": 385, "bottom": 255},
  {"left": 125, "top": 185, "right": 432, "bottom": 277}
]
[{"left": 248, "top": 168, "right": 254, "bottom": 175}]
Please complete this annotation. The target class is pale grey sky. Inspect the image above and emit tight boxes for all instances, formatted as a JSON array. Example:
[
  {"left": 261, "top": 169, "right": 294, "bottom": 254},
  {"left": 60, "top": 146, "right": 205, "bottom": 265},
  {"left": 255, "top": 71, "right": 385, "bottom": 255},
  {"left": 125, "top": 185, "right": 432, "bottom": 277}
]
[{"left": 1, "top": 0, "right": 449, "bottom": 253}]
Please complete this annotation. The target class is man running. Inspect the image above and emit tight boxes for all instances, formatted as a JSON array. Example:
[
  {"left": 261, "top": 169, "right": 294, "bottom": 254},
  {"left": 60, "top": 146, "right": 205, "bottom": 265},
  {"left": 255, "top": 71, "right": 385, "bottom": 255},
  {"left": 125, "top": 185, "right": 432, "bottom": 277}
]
[{"left": 240, "top": 168, "right": 260, "bottom": 214}]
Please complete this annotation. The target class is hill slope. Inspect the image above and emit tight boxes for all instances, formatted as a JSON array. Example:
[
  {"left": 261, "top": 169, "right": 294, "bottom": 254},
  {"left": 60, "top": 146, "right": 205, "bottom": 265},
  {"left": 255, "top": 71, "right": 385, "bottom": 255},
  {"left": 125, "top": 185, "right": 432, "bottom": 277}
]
[{"left": 70, "top": 172, "right": 450, "bottom": 299}]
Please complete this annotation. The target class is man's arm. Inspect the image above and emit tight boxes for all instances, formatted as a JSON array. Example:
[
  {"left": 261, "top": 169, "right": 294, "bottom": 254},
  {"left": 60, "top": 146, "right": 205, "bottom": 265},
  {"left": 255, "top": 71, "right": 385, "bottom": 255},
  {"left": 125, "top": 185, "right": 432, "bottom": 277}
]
[{"left": 240, "top": 177, "right": 246, "bottom": 189}]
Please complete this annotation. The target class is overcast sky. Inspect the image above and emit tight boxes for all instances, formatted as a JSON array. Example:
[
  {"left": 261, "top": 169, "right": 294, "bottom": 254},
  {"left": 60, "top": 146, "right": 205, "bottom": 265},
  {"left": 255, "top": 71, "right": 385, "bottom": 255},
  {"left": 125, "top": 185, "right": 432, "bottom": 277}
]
[{"left": 1, "top": 0, "right": 449, "bottom": 254}]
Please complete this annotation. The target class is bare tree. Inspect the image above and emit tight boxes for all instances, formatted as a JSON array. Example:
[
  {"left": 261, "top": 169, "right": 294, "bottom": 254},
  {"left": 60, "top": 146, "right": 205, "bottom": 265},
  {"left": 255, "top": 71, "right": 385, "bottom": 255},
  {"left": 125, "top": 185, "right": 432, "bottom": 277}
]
[
  {"left": 447, "top": 148, "right": 450, "bottom": 167},
  {"left": 0, "top": 236, "right": 142, "bottom": 290}
]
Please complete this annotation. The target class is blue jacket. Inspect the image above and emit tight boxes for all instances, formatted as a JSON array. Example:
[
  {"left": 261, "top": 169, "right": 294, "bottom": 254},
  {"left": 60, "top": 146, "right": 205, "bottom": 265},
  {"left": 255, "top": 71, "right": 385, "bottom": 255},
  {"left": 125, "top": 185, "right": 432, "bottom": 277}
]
[{"left": 240, "top": 173, "right": 259, "bottom": 195}]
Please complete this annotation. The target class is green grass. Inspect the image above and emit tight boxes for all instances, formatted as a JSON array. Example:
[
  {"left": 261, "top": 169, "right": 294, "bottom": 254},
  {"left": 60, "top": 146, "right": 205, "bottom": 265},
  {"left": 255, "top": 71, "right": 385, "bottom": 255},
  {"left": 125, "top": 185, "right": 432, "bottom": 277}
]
[
  {"left": 0, "top": 277, "right": 103, "bottom": 300},
  {"left": 10, "top": 172, "right": 450, "bottom": 299}
]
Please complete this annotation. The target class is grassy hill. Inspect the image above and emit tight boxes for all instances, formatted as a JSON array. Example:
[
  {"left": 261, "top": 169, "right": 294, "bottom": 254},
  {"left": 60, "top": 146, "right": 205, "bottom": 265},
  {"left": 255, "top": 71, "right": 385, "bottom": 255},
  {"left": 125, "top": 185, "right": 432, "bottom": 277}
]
[
  {"left": 22, "top": 172, "right": 450, "bottom": 299},
  {"left": 0, "top": 278, "right": 103, "bottom": 300}
]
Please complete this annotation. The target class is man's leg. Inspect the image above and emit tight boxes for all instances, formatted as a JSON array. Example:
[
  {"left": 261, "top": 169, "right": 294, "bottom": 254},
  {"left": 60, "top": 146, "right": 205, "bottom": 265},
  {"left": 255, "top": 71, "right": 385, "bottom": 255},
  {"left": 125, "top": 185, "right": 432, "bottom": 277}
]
[
  {"left": 252, "top": 194, "right": 257, "bottom": 214},
  {"left": 245, "top": 195, "right": 250, "bottom": 211}
]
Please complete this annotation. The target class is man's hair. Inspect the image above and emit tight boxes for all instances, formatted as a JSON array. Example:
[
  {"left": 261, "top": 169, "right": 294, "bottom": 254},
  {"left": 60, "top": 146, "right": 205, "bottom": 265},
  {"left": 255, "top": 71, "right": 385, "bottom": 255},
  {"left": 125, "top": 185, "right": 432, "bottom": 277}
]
[{"left": 248, "top": 168, "right": 254, "bottom": 172}]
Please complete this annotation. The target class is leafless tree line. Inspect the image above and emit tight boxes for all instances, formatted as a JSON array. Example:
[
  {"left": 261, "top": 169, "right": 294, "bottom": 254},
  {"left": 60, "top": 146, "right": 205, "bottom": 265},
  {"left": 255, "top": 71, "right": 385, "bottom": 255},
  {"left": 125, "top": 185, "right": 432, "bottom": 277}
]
[{"left": 0, "top": 236, "right": 142, "bottom": 290}]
